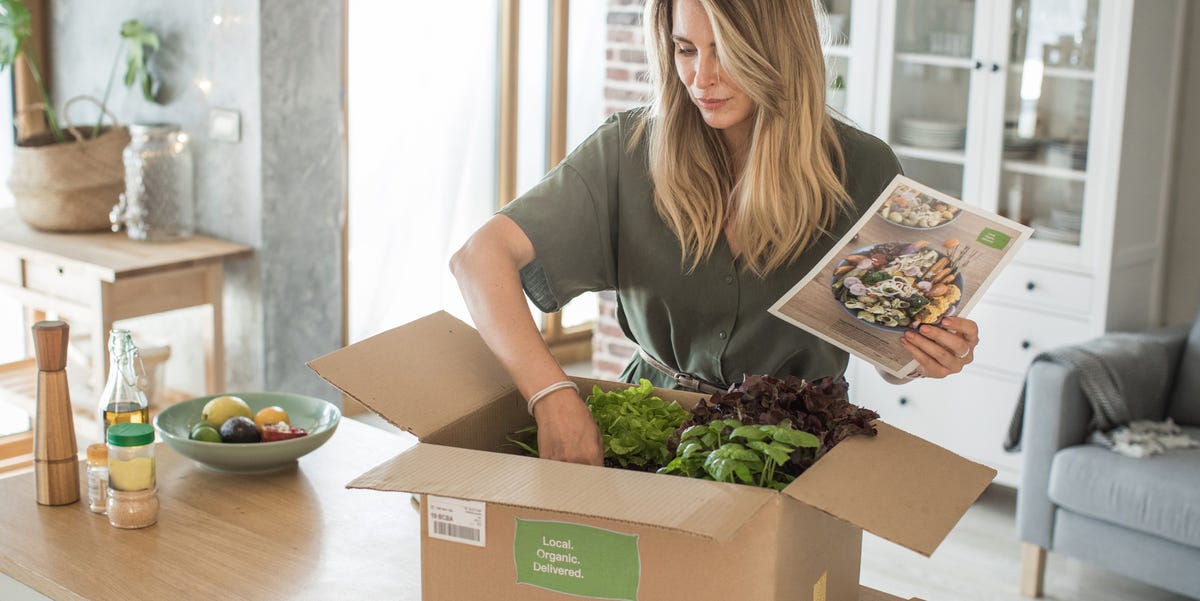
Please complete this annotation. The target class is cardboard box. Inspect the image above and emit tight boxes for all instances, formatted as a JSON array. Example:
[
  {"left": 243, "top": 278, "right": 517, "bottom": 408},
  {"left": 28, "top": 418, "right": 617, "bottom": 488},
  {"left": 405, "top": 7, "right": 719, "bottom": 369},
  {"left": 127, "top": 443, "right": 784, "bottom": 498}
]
[{"left": 308, "top": 312, "right": 993, "bottom": 601}]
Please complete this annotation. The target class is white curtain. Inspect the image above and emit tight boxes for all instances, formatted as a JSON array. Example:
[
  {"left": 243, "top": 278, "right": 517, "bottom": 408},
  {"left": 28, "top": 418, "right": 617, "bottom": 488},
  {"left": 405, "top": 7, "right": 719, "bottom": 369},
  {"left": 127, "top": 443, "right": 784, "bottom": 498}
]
[
  {"left": 348, "top": 2, "right": 499, "bottom": 341},
  {"left": 0, "top": 71, "right": 23, "bottom": 436},
  {"left": 0, "top": 71, "right": 21, "bottom": 365},
  {"left": 349, "top": 1, "right": 610, "bottom": 342}
]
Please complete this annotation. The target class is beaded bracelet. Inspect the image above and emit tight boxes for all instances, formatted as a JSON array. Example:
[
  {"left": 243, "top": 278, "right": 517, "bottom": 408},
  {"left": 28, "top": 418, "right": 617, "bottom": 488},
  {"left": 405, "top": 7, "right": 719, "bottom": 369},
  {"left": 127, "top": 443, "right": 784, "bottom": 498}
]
[{"left": 526, "top": 380, "right": 580, "bottom": 416}]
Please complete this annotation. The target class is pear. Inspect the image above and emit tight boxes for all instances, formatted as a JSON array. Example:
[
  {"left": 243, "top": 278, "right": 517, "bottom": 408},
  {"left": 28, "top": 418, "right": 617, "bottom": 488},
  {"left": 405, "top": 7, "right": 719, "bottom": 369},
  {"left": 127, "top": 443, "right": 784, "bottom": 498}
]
[{"left": 201, "top": 395, "right": 252, "bottom": 429}]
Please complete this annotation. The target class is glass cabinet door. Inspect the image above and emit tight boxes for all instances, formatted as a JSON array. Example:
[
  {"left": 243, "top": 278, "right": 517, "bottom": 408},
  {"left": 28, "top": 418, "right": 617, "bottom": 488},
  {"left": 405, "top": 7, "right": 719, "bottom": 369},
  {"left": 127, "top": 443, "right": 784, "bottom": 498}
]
[
  {"left": 994, "top": 0, "right": 1099, "bottom": 248},
  {"left": 884, "top": 0, "right": 980, "bottom": 200},
  {"left": 822, "top": 0, "right": 854, "bottom": 114},
  {"left": 823, "top": 0, "right": 883, "bottom": 128}
]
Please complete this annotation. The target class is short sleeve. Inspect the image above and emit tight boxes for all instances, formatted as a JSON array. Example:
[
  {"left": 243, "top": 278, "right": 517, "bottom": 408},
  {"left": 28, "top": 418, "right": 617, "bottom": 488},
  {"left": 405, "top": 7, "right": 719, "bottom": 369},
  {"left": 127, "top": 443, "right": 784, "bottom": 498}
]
[{"left": 498, "top": 116, "right": 622, "bottom": 312}]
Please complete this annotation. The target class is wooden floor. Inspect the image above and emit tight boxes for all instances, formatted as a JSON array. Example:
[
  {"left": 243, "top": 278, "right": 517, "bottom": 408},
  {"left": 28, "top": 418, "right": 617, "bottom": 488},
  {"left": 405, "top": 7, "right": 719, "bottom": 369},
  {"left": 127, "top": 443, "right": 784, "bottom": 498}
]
[{"left": 859, "top": 485, "right": 1193, "bottom": 601}]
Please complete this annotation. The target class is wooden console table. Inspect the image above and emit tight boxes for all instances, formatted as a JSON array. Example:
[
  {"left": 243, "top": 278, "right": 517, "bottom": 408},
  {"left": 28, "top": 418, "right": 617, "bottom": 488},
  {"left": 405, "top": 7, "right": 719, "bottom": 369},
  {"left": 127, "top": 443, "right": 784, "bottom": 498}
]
[{"left": 0, "top": 209, "right": 252, "bottom": 393}]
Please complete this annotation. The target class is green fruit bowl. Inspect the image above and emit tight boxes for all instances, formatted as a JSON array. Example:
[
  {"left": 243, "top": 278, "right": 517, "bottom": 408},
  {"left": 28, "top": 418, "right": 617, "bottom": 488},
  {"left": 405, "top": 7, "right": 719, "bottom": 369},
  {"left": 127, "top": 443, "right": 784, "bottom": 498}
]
[{"left": 154, "top": 392, "right": 341, "bottom": 474}]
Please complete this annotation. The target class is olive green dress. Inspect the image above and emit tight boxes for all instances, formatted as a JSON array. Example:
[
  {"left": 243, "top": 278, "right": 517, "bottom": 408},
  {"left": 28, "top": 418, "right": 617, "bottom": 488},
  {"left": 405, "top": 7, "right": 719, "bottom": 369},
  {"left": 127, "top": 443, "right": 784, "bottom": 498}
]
[{"left": 499, "top": 108, "right": 902, "bottom": 390}]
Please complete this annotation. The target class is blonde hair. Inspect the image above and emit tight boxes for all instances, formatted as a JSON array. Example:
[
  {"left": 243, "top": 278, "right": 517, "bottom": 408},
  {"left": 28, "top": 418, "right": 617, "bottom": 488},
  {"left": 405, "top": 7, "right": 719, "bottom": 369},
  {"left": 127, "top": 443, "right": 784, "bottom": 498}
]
[{"left": 639, "top": 0, "right": 851, "bottom": 277}]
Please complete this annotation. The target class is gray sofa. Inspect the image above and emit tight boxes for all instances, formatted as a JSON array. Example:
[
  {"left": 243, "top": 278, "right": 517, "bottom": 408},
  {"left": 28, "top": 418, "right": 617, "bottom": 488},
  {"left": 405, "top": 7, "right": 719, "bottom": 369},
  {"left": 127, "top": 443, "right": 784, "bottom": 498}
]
[{"left": 1016, "top": 314, "right": 1200, "bottom": 598}]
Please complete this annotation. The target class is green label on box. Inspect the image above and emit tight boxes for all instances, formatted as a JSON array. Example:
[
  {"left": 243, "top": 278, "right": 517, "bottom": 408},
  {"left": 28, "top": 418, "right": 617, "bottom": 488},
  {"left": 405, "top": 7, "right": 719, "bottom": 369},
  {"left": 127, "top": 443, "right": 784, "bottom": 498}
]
[
  {"left": 977, "top": 228, "right": 1012, "bottom": 250},
  {"left": 514, "top": 518, "right": 640, "bottom": 600}
]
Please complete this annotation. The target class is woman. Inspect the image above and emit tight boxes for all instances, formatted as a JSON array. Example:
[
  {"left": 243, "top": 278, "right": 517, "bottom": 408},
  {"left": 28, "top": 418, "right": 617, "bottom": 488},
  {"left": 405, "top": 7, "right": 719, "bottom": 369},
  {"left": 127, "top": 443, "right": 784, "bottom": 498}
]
[{"left": 450, "top": 0, "right": 979, "bottom": 466}]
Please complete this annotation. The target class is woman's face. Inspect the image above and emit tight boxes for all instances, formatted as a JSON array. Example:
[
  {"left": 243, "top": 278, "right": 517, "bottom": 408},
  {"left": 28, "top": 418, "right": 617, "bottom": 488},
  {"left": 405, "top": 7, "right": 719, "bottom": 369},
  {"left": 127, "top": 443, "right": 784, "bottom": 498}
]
[{"left": 671, "top": 0, "right": 755, "bottom": 142}]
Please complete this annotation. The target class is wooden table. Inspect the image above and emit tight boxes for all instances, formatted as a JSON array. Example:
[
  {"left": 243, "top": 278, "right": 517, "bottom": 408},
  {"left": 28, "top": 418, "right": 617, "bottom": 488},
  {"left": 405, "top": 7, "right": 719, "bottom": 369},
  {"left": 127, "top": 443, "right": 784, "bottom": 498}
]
[
  {"left": 0, "top": 417, "right": 917, "bottom": 600},
  {"left": 0, "top": 210, "right": 252, "bottom": 392},
  {"left": 0, "top": 418, "right": 421, "bottom": 600}
]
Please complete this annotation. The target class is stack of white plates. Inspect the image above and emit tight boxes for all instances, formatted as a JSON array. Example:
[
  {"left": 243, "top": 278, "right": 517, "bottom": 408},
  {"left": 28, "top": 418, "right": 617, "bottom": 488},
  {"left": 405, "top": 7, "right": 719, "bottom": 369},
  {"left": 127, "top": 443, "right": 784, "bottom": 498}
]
[
  {"left": 1049, "top": 207, "right": 1083, "bottom": 232},
  {"left": 1031, "top": 217, "right": 1081, "bottom": 244},
  {"left": 1002, "top": 136, "right": 1040, "bottom": 160},
  {"left": 897, "top": 119, "right": 967, "bottom": 150},
  {"left": 1046, "top": 140, "right": 1088, "bottom": 170}
]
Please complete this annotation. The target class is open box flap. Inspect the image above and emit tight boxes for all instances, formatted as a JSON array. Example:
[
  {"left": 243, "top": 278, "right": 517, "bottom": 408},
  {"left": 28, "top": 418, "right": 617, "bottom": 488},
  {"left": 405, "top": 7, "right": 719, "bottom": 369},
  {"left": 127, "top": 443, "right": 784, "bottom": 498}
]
[
  {"left": 307, "top": 311, "right": 514, "bottom": 439},
  {"left": 782, "top": 421, "right": 995, "bottom": 557},
  {"left": 349, "top": 442, "right": 777, "bottom": 542}
]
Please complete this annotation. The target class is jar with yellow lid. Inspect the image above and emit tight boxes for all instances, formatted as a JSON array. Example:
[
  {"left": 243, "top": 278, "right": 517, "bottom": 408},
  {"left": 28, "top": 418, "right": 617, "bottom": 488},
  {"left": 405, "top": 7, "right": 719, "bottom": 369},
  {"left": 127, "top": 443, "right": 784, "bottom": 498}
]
[{"left": 106, "top": 423, "right": 158, "bottom": 529}]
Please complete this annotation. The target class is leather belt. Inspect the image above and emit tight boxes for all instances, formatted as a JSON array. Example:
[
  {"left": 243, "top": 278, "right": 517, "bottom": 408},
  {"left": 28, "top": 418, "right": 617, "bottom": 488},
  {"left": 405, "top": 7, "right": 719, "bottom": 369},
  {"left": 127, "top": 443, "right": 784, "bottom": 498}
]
[{"left": 637, "top": 347, "right": 728, "bottom": 395}]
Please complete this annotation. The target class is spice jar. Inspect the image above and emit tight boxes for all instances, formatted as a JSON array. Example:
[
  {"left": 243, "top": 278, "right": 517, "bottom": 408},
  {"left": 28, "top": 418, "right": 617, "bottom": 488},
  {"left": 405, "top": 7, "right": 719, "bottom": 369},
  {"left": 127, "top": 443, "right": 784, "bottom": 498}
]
[
  {"left": 86, "top": 443, "right": 109, "bottom": 515},
  {"left": 106, "top": 423, "right": 158, "bottom": 529},
  {"left": 110, "top": 123, "right": 195, "bottom": 241}
]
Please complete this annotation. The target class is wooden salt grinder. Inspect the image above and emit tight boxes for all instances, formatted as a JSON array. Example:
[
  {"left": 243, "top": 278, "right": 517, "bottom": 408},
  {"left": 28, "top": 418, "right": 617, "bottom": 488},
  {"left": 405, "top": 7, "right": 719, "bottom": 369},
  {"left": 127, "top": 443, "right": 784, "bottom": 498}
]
[{"left": 32, "top": 321, "right": 80, "bottom": 506}]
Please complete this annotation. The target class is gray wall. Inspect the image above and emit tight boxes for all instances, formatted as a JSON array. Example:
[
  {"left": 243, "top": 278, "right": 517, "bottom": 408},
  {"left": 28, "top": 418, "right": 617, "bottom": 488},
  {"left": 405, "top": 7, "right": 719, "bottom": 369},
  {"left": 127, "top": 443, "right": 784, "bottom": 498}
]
[
  {"left": 48, "top": 0, "right": 343, "bottom": 400},
  {"left": 1167, "top": 2, "right": 1200, "bottom": 326}
]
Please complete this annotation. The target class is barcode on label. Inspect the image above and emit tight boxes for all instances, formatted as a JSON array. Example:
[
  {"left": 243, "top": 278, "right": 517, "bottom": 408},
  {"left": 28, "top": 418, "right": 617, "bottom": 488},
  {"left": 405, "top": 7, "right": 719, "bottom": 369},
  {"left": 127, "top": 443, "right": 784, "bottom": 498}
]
[
  {"left": 432, "top": 520, "right": 480, "bottom": 542},
  {"left": 427, "top": 495, "right": 486, "bottom": 547}
]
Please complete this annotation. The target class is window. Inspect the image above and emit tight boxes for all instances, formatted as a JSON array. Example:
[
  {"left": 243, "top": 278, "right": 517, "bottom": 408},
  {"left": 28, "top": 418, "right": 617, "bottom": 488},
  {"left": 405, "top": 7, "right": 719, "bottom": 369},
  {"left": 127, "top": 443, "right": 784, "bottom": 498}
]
[
  {"left": 347, "top": 1, "right": 607, "bottom": 357},
  {"left": 0, "top": 0, "right": 44, "bottom": 469}
]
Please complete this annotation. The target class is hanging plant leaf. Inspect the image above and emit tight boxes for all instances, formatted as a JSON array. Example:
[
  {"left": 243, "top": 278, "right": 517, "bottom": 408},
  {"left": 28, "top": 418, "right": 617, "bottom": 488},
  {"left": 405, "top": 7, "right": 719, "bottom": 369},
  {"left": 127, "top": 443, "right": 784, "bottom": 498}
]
[
  {"left": 120, "top": 19, "right": 159, "bottom": 102},
  {"left": 0, "top": 0, "right": 30, "bottom": 67}
]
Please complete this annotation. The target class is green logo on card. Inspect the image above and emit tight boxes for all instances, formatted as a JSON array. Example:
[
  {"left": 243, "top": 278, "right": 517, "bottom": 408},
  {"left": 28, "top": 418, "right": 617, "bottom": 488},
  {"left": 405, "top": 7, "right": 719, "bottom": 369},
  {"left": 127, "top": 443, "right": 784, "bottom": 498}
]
[
  {"left": 514, "top": 518, "right": 640, "bottom": 600},
  {"left": 977, "top": 228, "right": 1012, "bottom": 249}
]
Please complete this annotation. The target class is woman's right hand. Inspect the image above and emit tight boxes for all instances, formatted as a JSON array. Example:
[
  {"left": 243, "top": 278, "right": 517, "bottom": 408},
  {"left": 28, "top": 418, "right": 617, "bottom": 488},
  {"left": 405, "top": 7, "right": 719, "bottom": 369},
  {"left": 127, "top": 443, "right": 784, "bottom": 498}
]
[{"left": 533, "top": 389, "right": 604, "bottom": 466}]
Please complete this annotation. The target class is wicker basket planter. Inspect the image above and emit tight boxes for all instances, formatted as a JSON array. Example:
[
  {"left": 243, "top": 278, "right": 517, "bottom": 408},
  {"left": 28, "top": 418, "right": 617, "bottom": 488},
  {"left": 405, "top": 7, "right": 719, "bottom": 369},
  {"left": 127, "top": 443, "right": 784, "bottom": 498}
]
[{"left": 8, "top": 125, "right": 130, "bottom": 233}]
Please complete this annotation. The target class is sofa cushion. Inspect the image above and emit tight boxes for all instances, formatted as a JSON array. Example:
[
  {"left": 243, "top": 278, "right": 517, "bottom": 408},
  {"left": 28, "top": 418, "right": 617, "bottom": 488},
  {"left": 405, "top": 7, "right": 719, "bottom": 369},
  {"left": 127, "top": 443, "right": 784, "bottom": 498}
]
[
  {"left": 1048, "top": 426, "right": 1200, "bottom": 548},
  {"left": 1169, "top": 316, "right": 1200, "bottom": 425}
]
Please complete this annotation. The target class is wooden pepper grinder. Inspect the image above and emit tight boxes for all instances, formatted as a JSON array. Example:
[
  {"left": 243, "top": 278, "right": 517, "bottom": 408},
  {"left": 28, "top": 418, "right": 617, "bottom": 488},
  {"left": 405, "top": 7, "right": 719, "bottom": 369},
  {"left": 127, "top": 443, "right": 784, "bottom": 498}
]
[{"left": 32, "top": 321, "right": 80, "bottom": 506}]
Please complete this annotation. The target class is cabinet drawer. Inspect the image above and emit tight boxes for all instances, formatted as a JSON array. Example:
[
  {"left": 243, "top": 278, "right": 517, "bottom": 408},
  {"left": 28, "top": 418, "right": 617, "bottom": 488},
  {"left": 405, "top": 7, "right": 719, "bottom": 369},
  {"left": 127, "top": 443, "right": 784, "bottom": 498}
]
[
  {"left": 986, "top": 264, "right": 1093, "bottom": 316},
  {"left": 0, "top": 248, "right": 20, "bottom": 286},
  {"left": 849, "top": 366, "right": 1023, "bottom": 478},
  {"left": 24, "top": 259, "right": 93, "bottom": 301},
  {"left": 969, "top": 302, "right": 1095, "bottom": 376}
]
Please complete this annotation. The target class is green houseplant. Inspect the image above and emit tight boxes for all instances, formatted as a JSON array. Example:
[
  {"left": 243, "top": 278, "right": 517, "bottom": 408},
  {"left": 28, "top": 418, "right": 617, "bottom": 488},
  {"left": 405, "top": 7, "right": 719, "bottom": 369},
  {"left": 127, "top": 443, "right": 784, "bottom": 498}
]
[
  {"left": 0, "top": 0, "right": 159, "bottom": 232},
  {"left": 828, "top": 73, "right": 847, "bottom": 112}
]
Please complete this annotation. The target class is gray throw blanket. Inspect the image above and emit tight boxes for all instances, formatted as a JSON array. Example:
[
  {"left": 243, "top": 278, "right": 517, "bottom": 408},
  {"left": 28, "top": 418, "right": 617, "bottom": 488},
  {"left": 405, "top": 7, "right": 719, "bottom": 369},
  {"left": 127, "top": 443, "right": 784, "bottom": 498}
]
[{"left": 1004, "top": 334, "right": 1172, "bottom": 452}]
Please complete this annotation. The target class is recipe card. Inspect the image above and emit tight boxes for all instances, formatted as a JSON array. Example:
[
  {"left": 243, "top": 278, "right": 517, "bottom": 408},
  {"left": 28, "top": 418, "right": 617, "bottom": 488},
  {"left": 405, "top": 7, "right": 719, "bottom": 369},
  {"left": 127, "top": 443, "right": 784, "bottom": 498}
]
[{"left": 769, "top": 174, "right": 1033, "bottom": 378}]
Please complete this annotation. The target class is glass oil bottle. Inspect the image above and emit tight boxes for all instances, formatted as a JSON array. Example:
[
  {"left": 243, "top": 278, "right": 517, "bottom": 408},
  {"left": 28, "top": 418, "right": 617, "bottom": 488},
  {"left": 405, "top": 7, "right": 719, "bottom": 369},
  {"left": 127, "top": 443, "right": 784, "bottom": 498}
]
[{"left": 97, "top": 329, "right": 151, "bottom": 442}]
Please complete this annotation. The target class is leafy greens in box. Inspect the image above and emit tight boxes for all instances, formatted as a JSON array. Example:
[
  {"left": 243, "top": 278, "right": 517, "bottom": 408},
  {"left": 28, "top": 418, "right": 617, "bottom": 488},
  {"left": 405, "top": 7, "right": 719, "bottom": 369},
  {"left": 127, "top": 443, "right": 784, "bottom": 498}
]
[
  {"left": 659, "top": 420, "right": 820, "bottom": 490},
  {"left": 656, "top": 376, "right": 879, "bottom": 489},
  {"left": 678, "top": 375, "right": 880, "bottom": 473},
  {"left": 508, "top": 379, "right": 689, "bottom": 471},
  {"left": 510, "top": 375, "right": 882, "bottom": 490}
]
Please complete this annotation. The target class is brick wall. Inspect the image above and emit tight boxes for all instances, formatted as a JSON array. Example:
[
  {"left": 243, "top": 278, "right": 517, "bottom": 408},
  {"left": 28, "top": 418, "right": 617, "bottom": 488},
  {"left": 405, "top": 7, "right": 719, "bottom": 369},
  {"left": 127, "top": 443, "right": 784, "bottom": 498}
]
[{"left": 593, "top": 0, "right": 652, "bottom": 380}]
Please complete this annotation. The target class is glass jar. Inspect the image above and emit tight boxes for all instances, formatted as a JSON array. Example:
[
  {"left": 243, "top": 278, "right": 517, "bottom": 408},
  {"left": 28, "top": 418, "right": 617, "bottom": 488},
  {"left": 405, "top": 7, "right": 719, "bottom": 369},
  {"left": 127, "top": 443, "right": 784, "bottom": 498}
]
[
  {"left": 97, "top": 329, "right": 150, "bottom": 443},
  {"left": 86, "top": 443, "right": 109, "bottom": 515},
  {"left": 110, "top": 123, "right": 195, "bottom": 241},
  {"left": 106, "top": 423, "right": 158, "bottom": 529}
]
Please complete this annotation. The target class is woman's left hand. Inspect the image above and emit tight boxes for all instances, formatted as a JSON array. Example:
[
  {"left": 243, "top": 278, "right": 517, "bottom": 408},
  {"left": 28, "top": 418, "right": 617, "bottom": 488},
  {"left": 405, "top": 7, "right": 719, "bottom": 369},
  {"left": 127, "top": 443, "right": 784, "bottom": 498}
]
[{"left": 899, "top": 316, "right": 979, "bottom": 379}]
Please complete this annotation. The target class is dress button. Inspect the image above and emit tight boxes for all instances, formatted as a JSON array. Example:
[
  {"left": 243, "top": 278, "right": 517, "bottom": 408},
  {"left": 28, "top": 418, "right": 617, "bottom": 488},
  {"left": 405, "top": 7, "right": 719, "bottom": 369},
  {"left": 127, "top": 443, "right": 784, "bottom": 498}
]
[
  {"left": 724, "top": 274, "right": 734, "bottom": 285},
  {"left": 718, "top": 330, "right": 727, "bottom": 339}
]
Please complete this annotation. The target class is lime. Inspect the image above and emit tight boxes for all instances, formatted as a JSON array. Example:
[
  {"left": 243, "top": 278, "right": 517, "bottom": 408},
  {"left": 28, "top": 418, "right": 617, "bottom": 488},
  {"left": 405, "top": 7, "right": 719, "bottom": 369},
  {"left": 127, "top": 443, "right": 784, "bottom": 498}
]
[{"left": 189, "top": 423, "right": 222, "bottom": 443}]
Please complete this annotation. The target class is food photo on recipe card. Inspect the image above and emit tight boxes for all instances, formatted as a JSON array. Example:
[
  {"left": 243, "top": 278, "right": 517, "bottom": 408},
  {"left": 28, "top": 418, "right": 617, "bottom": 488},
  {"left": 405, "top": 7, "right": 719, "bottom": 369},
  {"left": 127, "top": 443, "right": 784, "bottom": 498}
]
[{"left": 769, "top": 174, "right": 1034, "bottom": 378}]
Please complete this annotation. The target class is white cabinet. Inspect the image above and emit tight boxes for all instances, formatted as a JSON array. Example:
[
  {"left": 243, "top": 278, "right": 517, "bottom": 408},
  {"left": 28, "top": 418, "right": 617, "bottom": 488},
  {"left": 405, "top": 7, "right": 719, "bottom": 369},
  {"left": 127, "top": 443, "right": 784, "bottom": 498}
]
[
  {"left": 838, "top": 0, "right": 1186, "bottom": 487},
  {"left": 822, "top": 0, "right": 883, "bottom": 127}
]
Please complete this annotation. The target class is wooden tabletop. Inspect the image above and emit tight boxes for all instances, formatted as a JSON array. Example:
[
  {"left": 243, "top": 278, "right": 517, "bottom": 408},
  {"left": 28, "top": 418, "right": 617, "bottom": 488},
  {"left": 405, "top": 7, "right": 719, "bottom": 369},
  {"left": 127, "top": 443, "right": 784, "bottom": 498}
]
[
  {"left": 0, "top": 418, "right": 422, "bottom": 601},
  {"left": 0, "top": 416, "right": 916, "bottom": 601},
  {"left": 0, "top": 208, "right": 253, "bottom": 281}
]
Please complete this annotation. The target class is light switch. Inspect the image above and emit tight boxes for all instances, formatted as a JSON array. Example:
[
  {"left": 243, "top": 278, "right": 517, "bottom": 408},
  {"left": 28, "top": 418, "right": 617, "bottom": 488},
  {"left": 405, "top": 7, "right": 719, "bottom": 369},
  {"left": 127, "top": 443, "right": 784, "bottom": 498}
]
[{"left": 209, "top": 108, "right": 241, "bottom": 143}]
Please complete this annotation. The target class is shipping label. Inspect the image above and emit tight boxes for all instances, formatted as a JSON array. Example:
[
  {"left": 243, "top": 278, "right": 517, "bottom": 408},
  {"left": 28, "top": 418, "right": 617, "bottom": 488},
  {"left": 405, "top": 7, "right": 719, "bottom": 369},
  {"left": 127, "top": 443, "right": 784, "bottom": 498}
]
[{"left": 427, "top": 495, "right": 486, "bottom": 547}]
